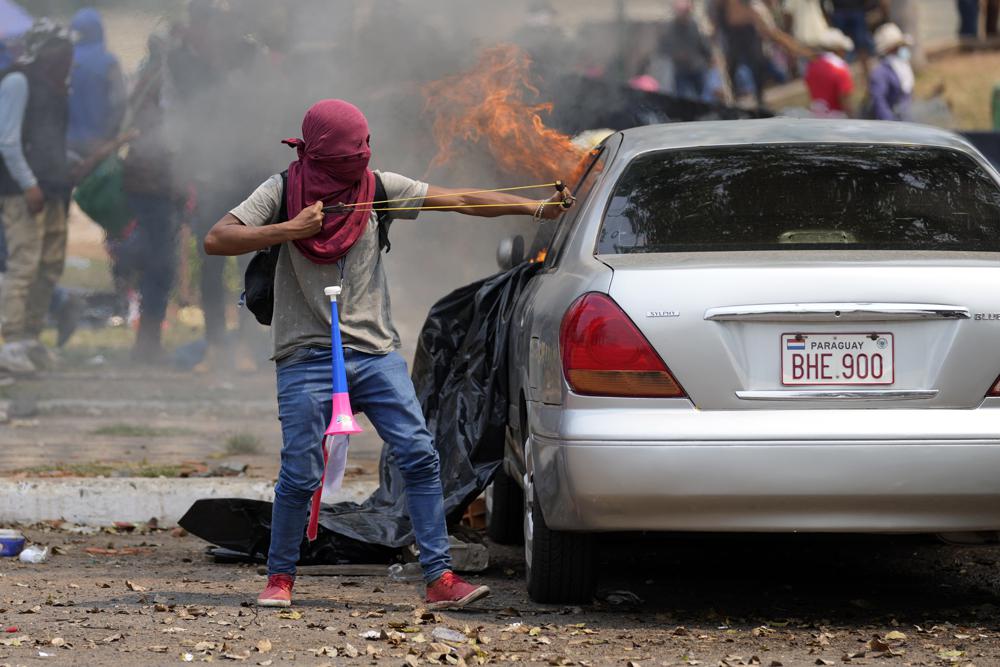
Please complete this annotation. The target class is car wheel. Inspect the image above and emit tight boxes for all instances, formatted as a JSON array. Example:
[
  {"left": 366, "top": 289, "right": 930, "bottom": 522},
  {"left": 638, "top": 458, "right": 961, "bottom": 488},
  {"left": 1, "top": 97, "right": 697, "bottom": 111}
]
[
  {"left": 524, "top": 476, "right": 596, "bottom": 603},
  {"left": 486, "top": 467, "right": 524, "bottom": 544}
]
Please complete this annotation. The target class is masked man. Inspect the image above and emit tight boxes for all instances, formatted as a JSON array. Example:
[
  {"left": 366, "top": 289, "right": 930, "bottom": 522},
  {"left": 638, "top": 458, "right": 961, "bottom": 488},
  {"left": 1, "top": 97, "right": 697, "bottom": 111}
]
[{"left": 204, "top": 100, "right": 573, "bottom": 610}]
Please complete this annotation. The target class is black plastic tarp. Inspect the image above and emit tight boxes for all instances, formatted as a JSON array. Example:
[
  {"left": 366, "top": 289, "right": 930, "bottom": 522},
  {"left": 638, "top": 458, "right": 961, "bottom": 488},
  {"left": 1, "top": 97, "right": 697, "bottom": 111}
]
[{"left": 180, "top": 261, "right": 540, "bottom": 560}]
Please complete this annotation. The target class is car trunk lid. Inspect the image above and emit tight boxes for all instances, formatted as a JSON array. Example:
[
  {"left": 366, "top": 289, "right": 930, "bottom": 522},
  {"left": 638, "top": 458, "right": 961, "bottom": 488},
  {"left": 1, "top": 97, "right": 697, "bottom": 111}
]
[{"left": 601, "top": 251, "right": 1000, "bottom": 410}]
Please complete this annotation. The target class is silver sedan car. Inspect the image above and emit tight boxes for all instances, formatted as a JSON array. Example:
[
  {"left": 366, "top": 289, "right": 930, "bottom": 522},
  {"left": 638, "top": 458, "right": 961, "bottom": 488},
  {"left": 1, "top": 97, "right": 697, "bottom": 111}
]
[{"left": 486, "top": 119, "right": 1000, "bottom": 603}]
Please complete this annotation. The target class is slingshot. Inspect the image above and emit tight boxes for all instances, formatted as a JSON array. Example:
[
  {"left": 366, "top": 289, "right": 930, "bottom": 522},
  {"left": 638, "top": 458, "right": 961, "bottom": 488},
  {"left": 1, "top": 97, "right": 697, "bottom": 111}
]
[
  {"left": 306, "top": 285, "right": 363, "bottom": 542},
  {"left": 322, "top": 181, "right": 575, "bottom": 214}
]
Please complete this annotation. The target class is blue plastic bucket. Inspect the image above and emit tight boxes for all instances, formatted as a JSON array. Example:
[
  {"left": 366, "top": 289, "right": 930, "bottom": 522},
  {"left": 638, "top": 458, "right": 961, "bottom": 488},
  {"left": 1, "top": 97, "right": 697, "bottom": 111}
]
[{"left": 0, "top": 530, "right": 26, "bottom": 557}]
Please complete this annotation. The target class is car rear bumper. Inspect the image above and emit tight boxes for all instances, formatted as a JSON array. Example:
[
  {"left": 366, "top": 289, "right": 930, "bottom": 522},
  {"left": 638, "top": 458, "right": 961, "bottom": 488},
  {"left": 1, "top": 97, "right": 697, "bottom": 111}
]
[{"left": 528, "top": 404, "right": 1000, "bottom": 533}]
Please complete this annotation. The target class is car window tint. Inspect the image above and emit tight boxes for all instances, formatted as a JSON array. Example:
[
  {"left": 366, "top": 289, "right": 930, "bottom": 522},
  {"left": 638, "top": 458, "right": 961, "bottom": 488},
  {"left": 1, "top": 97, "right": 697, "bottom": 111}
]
[
  {"left": 543, "top": 146, "right": 609, "bottom": 268},
  {"left": 597, "top": 144, "right": 1000, "bottom": 254}
]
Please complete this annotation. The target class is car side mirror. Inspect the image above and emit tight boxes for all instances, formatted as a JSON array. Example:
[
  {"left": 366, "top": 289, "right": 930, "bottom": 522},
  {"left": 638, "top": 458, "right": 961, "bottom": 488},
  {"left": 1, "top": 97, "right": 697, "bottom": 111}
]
[{"left": 496, "top": 234, "right": 525, "bottom": 270}]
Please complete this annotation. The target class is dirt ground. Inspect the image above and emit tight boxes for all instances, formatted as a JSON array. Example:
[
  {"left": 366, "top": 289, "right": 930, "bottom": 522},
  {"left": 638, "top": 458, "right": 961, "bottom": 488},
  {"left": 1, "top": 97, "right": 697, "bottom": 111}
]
[{"left": 1, "top": 527, "right": 1000, "bottom": 666}]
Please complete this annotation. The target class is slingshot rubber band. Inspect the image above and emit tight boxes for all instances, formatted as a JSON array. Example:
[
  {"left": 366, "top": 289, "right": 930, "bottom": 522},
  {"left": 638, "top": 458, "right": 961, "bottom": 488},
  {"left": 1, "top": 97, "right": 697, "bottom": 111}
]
[
  {"left": 336, "top": 181, "right": 560, "bottom": 208},
  {"left": 356, "top": 200, "right": 569, "bottom": 213}
]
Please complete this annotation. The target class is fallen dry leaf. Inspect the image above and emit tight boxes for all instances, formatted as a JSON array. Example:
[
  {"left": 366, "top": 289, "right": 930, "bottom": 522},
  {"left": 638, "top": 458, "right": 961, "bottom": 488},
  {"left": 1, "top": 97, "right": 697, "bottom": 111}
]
[
  {"left": 867, "top": 638, "right": 890, "bottom": 652},
  {"left": 84, "top": 547, "right": 152, "bottom": 556},
  {"left": 0, "top": 635, "right": 30, "bottom": 647},
  {"left": 256, "top": 638, "right": 272, "bottom": 653},
  {"left": 125, "top": 580, "right": 147, "bottom": 592},
  {"left": 884, "top": 630, "right": 907, "bottom": 641}
]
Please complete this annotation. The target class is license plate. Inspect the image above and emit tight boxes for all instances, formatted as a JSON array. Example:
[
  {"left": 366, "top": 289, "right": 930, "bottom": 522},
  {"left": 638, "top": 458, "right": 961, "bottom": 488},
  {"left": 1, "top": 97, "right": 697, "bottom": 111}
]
[{"left": 781, "top": 333, "right": 894, "bottom": 386}]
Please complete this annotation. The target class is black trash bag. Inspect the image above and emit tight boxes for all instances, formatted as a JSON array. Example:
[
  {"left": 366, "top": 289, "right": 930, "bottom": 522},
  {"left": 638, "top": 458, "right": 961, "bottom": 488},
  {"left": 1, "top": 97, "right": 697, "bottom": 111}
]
[
  {"left": 310, "top": 260, "right": 542, "bottom": 548},
  {"left": 180, "top": 261, "right": 541, "bottom": 561},
  {"left": 178, "top": 498, "right": 398, "bottom": 565}
]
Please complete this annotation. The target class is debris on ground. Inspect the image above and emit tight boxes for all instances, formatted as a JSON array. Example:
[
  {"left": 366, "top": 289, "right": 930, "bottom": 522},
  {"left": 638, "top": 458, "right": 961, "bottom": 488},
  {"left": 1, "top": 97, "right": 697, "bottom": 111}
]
[{"left": 1, "top": 525, "right": 999, "bottom": 666}]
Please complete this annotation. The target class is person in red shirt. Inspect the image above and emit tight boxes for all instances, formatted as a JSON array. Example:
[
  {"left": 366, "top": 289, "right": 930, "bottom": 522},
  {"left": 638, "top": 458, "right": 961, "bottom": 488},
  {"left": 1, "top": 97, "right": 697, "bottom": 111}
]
[{"left": 804, "top": 28, "right": 855, "bottom": 116}]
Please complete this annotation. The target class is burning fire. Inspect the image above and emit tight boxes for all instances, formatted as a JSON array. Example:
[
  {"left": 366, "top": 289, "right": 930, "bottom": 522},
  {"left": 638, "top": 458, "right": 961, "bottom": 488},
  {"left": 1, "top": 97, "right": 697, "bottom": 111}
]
[{"left": 423, "top": 45, "right": 587, "bottom": 183}]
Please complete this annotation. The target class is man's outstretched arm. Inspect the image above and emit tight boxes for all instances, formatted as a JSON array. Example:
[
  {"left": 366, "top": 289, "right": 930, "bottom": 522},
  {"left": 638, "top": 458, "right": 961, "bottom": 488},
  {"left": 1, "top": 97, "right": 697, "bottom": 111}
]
[{"left": 423, "top": 184, "right": 572, "bottom": 219}]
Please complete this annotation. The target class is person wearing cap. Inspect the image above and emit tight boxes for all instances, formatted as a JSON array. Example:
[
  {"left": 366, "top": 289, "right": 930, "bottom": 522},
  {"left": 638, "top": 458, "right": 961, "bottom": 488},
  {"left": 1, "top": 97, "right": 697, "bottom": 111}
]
[
  {"left": 804, "top": 28, "right": 855, "bottom": 116},
  {"left": 868, "top": 22, "right": 914, "bottom": 121},
  {"left": 0, "top": 20, "right": 74, "bottom": 375}
]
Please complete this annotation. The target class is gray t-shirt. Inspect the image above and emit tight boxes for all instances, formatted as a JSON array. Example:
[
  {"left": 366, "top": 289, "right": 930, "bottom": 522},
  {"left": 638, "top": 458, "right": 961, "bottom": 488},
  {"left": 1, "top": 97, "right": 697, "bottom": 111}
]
[{"left": 230, "top": 171, "right": 427, "bottom": 361}]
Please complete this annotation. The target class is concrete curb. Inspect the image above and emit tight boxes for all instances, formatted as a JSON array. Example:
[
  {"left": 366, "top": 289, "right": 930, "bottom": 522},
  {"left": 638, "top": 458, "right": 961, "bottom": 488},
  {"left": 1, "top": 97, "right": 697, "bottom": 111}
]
[{"left": 0, "top": 478, "right": 380, "bottom": 527}]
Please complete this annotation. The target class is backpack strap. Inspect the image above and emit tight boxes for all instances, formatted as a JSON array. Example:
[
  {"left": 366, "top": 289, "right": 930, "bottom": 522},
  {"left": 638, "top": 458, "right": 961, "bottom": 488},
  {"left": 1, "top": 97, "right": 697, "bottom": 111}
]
[
  {"left": 277, "top": 170, "right": 289, "bottom": 225},
  {"left": 374, "top": 173, "right": 392, "bottom": 253}
]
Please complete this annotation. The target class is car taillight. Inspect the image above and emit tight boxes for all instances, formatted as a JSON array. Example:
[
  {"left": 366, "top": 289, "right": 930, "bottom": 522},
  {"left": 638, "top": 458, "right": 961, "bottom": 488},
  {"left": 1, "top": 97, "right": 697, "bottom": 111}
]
[
  {"left": 560, "top": 292, "right": 686, "bottom": 398},
  {"left": 989, "top": 376, "right": 1000, "bottom": 397}
]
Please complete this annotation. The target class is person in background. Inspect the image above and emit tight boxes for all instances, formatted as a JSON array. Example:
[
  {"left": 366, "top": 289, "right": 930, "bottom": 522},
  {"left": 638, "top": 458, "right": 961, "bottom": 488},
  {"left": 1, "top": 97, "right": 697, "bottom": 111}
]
[
  {"left": 660, "top": 0, "right": 714, "bottom": 100},
  {"left": 881, "top": 0, "right": 921, "bottom": 65},
  {"left": 122, "top": 32, "right": 177, "bottom": 364},
  {"left": 804, "top": 27, "right": 854, "bottom": 116},
  {"left": 828, "top": 0, "right": 876, "bottom": 61},
  {"left": 986, "top": 0, "right": 999, "bottom": 38},
  {"left": 512, "top": 0, "right": 570, "bottom": 69},
  {"left": 67, "top": 8, "right": 126, "bottom": 161},
  {"left": 0, "top": 21, "right": 74, "bottom": 375},
  {"left": 711, "top": 0, "right": 770, "bottom": 106},
  {"left": 168, "top": 0, "right": 266, "bottom": 373},
  {"left": 868, "top": 22, "right": 914, "bottom": 121},
  {"left": 783, "top": 0, "right": 830, "bottom": 46},
  {"left": 957, "top": 0, "right": 980, "bottom": 39}
]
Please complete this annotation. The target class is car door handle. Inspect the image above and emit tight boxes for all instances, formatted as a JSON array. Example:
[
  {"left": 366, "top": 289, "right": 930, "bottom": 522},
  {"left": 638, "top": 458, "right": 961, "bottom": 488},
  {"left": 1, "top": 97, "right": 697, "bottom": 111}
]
[{"left": 705, "top": 303, "right": 970, "bottom": 322}]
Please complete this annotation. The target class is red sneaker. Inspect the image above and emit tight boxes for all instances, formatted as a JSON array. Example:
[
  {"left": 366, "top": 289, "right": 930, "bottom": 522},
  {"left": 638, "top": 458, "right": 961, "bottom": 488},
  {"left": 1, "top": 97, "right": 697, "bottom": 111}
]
[
  {"left": 257, "top": 574, "right": 294, "bottom": 608},
  {"left": 425, "top": 571, "right": 490, "bottom": 610}
]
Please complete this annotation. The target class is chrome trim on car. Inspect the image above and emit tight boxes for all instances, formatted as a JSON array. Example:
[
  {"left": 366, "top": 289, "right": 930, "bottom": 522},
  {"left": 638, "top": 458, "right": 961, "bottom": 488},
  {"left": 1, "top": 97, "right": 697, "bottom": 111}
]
[
  {"left": 735, "top": 389, "right": 939, "bottom": 401},
  {"left": 704, "top": 303, "right": 971, "bottom": 322}
]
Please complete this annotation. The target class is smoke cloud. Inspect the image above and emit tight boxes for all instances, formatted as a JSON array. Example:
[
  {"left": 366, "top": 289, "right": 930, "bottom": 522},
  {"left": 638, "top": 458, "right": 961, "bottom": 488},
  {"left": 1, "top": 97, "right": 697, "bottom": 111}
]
[{"left": 143, "top": 0, "right": 580, "bottom": 353}]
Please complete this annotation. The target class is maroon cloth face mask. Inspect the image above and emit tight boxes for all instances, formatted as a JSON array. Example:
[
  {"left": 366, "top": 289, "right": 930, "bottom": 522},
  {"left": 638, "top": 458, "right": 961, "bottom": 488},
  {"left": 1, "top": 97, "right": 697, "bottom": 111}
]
[{"left": 282, "top": 99, "right": 376, "bottom": 265}]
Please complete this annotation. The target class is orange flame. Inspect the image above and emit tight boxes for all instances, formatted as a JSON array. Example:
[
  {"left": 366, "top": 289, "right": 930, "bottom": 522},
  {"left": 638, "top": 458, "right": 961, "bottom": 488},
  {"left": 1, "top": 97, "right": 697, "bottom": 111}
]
[{"left": 423, "top": 45, "right": 587, "bottom": 184}]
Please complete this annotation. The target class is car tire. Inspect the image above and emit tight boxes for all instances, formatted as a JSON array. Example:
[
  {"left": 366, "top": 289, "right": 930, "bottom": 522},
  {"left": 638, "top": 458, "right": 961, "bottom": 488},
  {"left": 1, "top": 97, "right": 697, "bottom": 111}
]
[
  {"left": 524, "top": 483, "right": 596, "bottom": 603},
  {"left": 486, "top": 467, "right": 524, "bottom": 544}
]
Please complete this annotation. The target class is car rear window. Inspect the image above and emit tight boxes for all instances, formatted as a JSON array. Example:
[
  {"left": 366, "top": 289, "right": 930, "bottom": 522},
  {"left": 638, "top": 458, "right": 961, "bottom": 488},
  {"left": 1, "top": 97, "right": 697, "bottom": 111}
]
[{"left": 597, "top": 144, "right": 1000, "bottom": 254}]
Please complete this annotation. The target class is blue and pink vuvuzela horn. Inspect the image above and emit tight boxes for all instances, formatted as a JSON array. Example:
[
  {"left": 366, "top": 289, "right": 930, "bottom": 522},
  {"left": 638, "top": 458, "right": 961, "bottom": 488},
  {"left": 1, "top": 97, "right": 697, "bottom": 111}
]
[{"left": 306, "top": 286, "right": 363, "bottom": 542}]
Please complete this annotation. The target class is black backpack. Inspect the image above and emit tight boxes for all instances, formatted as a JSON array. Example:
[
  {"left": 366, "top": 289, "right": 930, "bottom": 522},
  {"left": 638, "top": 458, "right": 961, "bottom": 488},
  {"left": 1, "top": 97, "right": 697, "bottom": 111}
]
[{"left": 243, "top": 172, "right": 392, "bottom": 326}]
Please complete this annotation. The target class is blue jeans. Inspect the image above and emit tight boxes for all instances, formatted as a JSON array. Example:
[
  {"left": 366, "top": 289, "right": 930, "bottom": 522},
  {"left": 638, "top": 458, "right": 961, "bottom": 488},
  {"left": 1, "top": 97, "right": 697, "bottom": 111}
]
[
  {"left": 126, "top": 194, "right": 177, "bottom": 332},
  {"left": 268, "top": 347, "right": 452, "bottom": 583},
  {"left": 832, "top": 9, "right": 875, "bottom": 57},
  {"left": 674, "top": 69, "right": 706, "bottom": 100},
  {"left": 958, "top": 0, "right": 980, "bottom": 36}
]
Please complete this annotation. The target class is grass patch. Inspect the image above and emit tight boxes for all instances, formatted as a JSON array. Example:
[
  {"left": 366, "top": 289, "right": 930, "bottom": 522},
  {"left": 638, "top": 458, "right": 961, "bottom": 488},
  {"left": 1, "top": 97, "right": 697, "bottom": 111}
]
[
  {"left": 17, "top": 463, "right": 117, "bottom": 477},
  {"left": 90, "top": 423, "right": 189, "bottom": 438},
  {"left": 225, "top": 433, "right": 262, "bottom": 456},
  {"left": 13, "top": 462, "right": 186, "bottom": 478}
]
